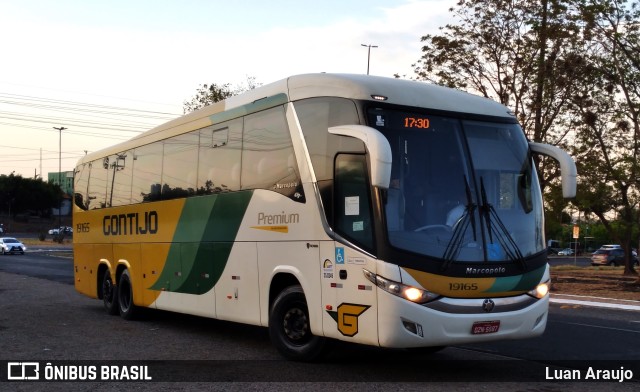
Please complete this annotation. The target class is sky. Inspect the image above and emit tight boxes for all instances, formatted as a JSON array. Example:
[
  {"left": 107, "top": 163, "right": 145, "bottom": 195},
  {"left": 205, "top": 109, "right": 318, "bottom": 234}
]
[{"left": 0, "top": 0, "right": 456, "bottom": 179}]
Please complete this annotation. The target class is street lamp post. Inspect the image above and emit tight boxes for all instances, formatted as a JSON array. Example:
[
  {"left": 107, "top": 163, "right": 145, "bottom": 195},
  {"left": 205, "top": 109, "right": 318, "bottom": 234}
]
[
  {"left": 53, "top": 126, "right": 67, "bottom": 229},
  {"left": 361, "top": 44, "right": 378, "bottom": 75}
]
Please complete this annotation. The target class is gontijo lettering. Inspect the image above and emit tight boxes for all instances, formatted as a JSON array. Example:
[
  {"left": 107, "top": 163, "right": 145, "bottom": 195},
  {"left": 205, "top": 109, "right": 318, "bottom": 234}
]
[{"left": 103, "top": 211, "right": 158, "bottom": 235}]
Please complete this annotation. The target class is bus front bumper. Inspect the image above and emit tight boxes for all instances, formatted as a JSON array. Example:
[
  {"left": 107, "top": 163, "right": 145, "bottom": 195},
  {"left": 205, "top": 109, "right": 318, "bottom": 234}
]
[{"left": 376, "top": 290, "right": 549, "bottom": 348}]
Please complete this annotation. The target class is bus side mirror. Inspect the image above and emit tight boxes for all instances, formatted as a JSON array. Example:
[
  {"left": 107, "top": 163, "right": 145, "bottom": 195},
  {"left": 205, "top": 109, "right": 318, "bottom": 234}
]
[
  {"left": 328, "top": 125, "right": 392, "bottom": 189},
  {"left": 529, "top": 142, "right": 577, "bottom": 198}
]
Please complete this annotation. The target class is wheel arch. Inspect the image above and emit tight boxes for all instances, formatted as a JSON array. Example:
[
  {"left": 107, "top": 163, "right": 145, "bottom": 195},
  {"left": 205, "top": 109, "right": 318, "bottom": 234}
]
[
  {"left": 96, "top": 260, "right": 113, "bottom": 300},
  {"left": 269, "top": 272, "right": 302, "bottom": 310},
  {"left": 115, "top": 259, "right": 131, "bottom": 283},
  {"left": 266, "top": 268, "right": 323, "bottom": 337}
]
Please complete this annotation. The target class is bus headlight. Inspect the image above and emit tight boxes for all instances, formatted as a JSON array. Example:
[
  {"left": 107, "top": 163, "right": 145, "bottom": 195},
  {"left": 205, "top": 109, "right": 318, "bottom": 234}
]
[
  {"left": 363, "top": 269, "right": 439, "bottom": 304},
  {"left": 528, "top": 280, "right": 550, "bottom": 299}
]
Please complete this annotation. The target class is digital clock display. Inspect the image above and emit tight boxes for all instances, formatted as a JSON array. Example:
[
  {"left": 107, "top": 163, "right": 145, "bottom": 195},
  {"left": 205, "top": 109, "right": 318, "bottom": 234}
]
[{"left": 404, "top": 117, "right": 430, "bottom": 129}]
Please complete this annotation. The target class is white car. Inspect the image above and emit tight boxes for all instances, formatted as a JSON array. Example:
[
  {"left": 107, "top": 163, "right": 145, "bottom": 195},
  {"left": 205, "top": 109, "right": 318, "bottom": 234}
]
[
  {"left": 48, "top": 226, "right": 73, "bottom": 235},
  {"left": 557, "top": 248, "right": 574, "bottom": 256},
  {"left": 0, "top": 237, "right": 27, "bottom": 255}
]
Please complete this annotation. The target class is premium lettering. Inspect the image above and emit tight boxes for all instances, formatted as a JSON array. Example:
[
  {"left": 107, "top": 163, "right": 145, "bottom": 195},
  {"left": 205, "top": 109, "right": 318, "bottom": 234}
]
[
  {"left": 257, "top": 211, "right": 299, "bottom": 225},
  {"left": 103, "top": 211, "right": 158, "bottom": 236}
]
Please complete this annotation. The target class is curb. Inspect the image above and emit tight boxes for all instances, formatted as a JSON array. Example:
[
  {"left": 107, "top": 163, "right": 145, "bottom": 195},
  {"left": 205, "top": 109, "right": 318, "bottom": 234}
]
[{"left": 550, "top": 293, "right": 640, "bottom": 311}]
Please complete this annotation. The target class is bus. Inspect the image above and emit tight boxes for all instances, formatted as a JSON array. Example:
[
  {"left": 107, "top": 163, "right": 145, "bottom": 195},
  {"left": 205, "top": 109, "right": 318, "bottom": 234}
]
[{"left": 73, "top": 73, "right": 577, "bottom": 361}]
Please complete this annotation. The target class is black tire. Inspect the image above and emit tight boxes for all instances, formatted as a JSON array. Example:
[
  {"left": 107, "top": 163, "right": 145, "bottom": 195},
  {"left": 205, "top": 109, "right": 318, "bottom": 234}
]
[
  {"left": 117, "top": 269, "right": 139, "bottom": 320},
  {"left": 269, "top": 285, "right": 325, "bottom": 361},
  {"left": 102, "top": 271, "right": 119, "bottom": 315}
]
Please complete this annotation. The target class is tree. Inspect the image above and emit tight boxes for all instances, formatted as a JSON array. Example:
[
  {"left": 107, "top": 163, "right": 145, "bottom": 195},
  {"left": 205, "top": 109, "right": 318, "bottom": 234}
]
[
  {"left": 183, "top": 76, "right": 261, "bottom": 113},
  {"left": 411, "top": 0, "right": 585, "bottom": 245},
  {"left": 412, "top": 0, "right": 587, "bottom": 240},
  {"left": 414, "top": 0, "right": 584, "bottom": 143},
  {"left": 411, "top": 0, "right": 640, "bottom": 277},
  {"left": 570, "top": 0, "right": 640, "bottom": 276},
  {"left": 0, "top": 173, "right": 61, "bottom": 218}
]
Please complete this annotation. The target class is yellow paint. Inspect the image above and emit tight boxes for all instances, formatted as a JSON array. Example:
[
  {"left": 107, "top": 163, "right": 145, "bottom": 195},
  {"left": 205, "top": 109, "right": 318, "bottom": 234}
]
[
  {"left": 404, "top": 267, "right": 496, "bottom": 298},
  {"left": 140, "top": 242, "right": 172, "bottom": 306},
  {"left": 73, "top": 199, "right": 185, "bottom": 307},
  {"left": 337, "top": 303, "right": 370, "bottom": 337},
  {"left": 250, "top": 225, "right": 289, "bottom": 233},
  {"left": 74, "top": 199, "right": 185, "bottom": 244}
]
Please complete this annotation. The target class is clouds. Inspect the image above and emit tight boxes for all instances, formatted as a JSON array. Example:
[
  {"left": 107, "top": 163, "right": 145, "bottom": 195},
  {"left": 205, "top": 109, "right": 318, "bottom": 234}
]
[
  {"left": 2, "top": 0, "right": 455, "bottom": 102},
  {"left": 0, "top": 0, "right": 455, "bottom": 176}
]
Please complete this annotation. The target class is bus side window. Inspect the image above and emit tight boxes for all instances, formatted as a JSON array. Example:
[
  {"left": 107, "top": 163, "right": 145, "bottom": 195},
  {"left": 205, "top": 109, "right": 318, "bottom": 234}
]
[
  {"left": 132, "top": 143, "right": 163, "bottom": 203},
  {"left": 334, "top": 154, "right": 374, "bottom": 251},
  {"left": 74, "top": 162, "right": 91, "bottom": 210},
  {"left": 199, "top": 120, "right": 242, "bottom": 194},
  {"left": 88, "top": 158, "right": 108, "bottom": 209},
  {"left": 241, "top": 106, "right": 301, "bottom": 200}
]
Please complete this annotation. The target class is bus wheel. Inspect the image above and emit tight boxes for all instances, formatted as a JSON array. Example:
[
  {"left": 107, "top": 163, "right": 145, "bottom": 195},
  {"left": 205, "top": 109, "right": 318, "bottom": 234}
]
[
  {"left": 102, "top": 271, "right": 119, "bottom": 315},
  {"left": 269, "top": 285, "right": 325, "bottom": 361},
  {"left": 117, "top": 269, "right": 139, "bottom": 320}
]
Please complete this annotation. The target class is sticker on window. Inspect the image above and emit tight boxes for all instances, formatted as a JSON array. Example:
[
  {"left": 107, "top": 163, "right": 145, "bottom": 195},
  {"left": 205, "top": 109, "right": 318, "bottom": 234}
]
[
  {"left": 353, "top": 221, "right": 364, "bottom": 231},
  {"left": 345, "top": 196, "right": 359, "bottom": 216}
]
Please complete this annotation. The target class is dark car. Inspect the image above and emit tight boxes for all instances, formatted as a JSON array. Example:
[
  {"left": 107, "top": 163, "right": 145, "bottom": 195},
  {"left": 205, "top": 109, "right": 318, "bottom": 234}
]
[{"left": 591, "top": 248, "right": 639, "bottom": 266}]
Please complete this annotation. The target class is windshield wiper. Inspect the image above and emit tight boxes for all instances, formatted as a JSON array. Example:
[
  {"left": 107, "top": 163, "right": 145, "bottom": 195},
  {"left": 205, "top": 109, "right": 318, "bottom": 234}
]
[
  {"left": 479, "top": 178, "right": 526, "bottom": 269},
  {"left": 441, "top": 176, "right": 476, "bottom": 271}
]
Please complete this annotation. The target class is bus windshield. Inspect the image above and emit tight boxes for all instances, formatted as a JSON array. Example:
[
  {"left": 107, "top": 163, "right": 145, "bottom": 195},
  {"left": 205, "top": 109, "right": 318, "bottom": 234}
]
[{"left": 369, "top": 109, "right": 544, "bottom": 264}]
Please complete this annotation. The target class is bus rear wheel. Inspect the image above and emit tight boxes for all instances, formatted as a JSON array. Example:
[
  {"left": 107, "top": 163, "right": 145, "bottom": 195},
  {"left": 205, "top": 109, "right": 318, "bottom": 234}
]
[
  {"left": 102, "top": 271, "right": 119, "bottom": 315},
  {"left": 117, "top": 269, "right": 139, "bottom": 320},
  {"left": 269, "top": 285, "right": 325, "bottom": 361}
]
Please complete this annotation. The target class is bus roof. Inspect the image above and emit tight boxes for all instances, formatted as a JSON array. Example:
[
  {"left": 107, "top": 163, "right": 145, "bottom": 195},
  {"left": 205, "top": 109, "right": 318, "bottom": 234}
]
[{"left": 77, "top": 73, "right": 515, "bottom": 166}]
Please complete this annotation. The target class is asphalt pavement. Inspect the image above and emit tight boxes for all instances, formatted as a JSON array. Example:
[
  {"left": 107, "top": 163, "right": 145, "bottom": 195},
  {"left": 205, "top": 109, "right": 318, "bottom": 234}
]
[{"left": 11, "top": 239, "right": 640, "bottom": 313}]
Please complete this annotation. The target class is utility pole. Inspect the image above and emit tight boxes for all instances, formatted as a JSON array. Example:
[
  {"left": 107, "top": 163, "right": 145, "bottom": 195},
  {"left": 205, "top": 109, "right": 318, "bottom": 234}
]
[
  {"left": 53, "top": 126, "right": 67, "bottom": 229},
  {"left": 361, "top": 44, "right": 378, "bottom": 75}
]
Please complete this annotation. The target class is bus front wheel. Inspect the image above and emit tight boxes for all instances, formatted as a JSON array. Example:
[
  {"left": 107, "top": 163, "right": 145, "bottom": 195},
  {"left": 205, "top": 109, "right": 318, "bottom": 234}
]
[
  {"left": 102, "top": 271, "right": 119, "bottom": 315},
  {"left": 117, "top": 269, "right": 139, "bottom": 320},
  {"left": 269, "top": 285, "right": 325, "bottom": 361}
]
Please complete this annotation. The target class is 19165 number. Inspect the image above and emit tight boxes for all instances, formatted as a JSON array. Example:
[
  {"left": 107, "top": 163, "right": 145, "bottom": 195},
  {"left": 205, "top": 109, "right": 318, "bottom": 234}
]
[{"left": 449, "top": 282, "right": 478, "bottom": 291}]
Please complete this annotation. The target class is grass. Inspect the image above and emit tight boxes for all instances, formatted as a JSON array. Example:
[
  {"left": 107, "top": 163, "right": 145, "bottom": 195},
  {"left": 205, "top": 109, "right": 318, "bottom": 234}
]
[
  {"left": 551, "top": 265, "right": 628, "bottom": 272},
  {"left": 20, "top": 238, "right": 72, "bottom": 246}
]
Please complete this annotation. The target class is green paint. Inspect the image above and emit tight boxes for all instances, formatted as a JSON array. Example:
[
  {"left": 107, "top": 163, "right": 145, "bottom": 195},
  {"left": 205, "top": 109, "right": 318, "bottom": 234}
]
[
  {"left": 326, "top": 310, "right": 338, "bottom": 323},
  {"left": 208, "top": 94, "right": 288, "bottom": 125},
  {"left": 177, "top": 242, "right": 233, "bottom": 294},
  {"left": 486, "top": 265, "right": 546, "bottom": 293},
  {"left": 150, "top": 191, "right": 253, "bottom": 294}
]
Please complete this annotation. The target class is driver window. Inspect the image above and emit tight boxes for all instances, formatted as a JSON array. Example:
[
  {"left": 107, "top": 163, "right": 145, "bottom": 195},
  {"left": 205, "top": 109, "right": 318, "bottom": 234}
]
[{"left": 334, "top": 154, "right": 374, "bottom": 251}]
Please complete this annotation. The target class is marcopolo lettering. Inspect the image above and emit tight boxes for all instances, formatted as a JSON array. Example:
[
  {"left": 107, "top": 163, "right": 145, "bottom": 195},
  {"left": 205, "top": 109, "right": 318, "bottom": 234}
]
[
  {"left": 103, "top": 211, "right": 158, "bottom": 236},
  {"left": 465, "top": 267, "right": 506, "bottom": 275}
]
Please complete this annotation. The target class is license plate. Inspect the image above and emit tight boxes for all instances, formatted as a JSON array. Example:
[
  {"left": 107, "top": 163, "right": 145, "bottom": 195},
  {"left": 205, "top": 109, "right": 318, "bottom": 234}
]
[{"left": 471, "top": 320, "right": 500, "bottom": 334}]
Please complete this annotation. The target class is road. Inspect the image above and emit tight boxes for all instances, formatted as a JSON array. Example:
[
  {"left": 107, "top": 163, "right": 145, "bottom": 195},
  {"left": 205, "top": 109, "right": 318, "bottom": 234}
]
[
  {"left": 0, "top": 248, "right": 73, "bottom": 284},
  {"left": 0, "top": 250, "right": 638, "bottom": 390},
  {"left": 548, "top": 255, "right": 592, "bottom": 267}
]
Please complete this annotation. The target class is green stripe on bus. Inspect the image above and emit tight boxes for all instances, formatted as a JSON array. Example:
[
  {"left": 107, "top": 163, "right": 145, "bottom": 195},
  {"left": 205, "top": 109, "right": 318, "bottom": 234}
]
[
  {"left": 486, "top": 265, "right": 545, "bottom": 293},
  {"left": 208, "top": 93, "right": 288, "bottom": 124},
  {"left": 149, "top": 191, "right": 253, "bottom": 294}
]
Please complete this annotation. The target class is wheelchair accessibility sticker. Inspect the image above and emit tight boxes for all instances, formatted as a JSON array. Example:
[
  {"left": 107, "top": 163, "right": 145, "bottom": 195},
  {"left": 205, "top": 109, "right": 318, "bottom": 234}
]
[{"left": 336, "top": 247, "right": 344, "bottom": 264}]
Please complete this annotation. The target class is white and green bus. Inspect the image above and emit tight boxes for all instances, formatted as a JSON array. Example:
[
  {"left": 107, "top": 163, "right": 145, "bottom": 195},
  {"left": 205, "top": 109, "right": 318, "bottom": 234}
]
[{"left": 73, "top": 73, "right": 576, "bottom": 360}]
